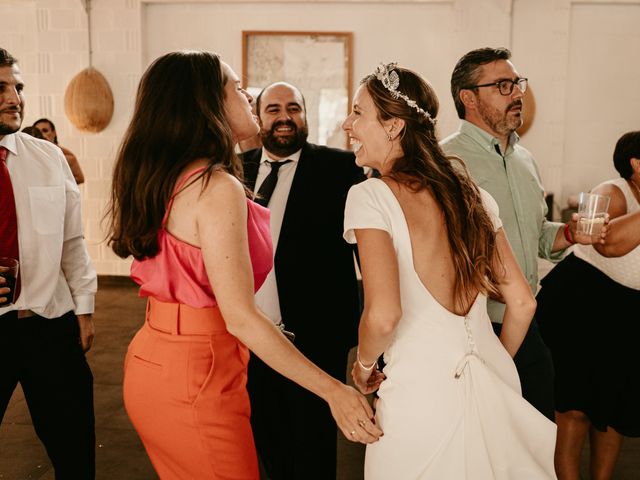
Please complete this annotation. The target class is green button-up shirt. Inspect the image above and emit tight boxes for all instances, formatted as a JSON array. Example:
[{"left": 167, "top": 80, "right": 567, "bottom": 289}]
[{"left": 441, "top": 120, "right": 564, "bottom": 324}]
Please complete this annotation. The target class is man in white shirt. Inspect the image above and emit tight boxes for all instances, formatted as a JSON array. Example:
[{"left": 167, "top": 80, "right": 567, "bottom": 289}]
[
  {"left": 241, "top": 82, "right": 365, "bottom": 479},
  {"left": 0, "top": 48, "right": 97, "bottom": 479}
]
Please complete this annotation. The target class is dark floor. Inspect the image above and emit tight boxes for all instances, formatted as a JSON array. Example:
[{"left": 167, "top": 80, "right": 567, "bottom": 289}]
[{"left": 0, "top": 277, "right": 638, "bottom": 479}]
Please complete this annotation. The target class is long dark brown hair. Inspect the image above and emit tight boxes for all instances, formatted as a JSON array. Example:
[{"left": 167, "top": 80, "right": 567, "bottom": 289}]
[
  {"left": 107, "top": 51, "right": 243, "bottom": 260},
  {"left": 362, "top": 66, "right": 500, "bottom": 310}
]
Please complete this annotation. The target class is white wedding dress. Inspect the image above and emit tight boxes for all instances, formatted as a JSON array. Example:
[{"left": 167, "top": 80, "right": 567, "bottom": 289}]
[{"left": 344, "top": 179, "right": 556, "bottom": 480}]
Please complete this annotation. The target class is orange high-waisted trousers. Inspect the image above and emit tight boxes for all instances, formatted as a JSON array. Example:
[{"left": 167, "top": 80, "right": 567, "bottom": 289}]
[{"left": 123, "top": 297, "right": 259, "bottom": 479}]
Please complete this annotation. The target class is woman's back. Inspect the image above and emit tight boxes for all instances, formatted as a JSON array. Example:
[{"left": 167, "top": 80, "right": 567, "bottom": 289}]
[
  {"left": 384, "top": 179, "right": 477, "bottom": 316},
  {"left": 164, "top": 160, "right": 214, "bottom": 248},
  {"left": 131, "top": 162, "right": 273, "bottom": 307}
]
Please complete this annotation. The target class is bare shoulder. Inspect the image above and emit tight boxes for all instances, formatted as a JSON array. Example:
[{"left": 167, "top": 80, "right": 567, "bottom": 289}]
[
  {"left": 208, "top": 169, "right": 244, "bottom": 192},
  {"left": 592, "top": 181, "right": 627, "bottom": 217},
  {"left": 592, "top": 181, "right": 622, "bottom": 196},
  {"left": 198, "top": 169, "right": 247, "bottom": 212}
]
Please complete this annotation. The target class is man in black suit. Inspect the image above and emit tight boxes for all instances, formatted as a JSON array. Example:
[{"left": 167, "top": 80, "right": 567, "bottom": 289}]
[{"left": 241, "top": 82, "right": 364, "bottom": 480}]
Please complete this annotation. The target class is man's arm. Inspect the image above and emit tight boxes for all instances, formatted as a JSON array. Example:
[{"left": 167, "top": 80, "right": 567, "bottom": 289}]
[{"left": 59, "top": 152, "right": 97, "bottom": 351}]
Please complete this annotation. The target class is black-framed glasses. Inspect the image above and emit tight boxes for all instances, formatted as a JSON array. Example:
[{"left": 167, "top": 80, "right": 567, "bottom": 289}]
[{"left": 465, "top": 78, "right": 528, "bottom": 96}]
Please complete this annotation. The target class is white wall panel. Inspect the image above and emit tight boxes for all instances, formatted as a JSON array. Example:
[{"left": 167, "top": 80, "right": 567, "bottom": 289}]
[{"left": 562, "top": 3, "right": 640, "bottom": 201}]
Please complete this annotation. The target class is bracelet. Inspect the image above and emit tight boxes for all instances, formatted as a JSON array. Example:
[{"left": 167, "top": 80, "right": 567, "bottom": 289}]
[
  {"left": 563, "top": 223, "right": 575, "bottom": 245},
  {"left": 356, "top": 347, "right": 377, "bottom": 371}
]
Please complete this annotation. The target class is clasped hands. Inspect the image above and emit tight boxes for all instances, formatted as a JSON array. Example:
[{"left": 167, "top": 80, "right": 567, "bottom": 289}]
[
  {"left": 326, "top": 379, "right": 383, "bottom": 444},
  {"left": 322, "top": 353, "right": 386, "bottom": 446}
]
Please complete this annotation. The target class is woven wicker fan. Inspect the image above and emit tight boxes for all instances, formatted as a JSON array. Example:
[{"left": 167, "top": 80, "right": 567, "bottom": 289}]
[{"left": 64, "top": 0, "right": 113, "bottom": 133}]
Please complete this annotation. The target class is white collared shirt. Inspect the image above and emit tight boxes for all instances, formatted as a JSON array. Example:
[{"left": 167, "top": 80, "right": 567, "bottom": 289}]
[
  {"left": 253, "top": 148, "right": 301, "bottom": 325},
  {"left": 0, "top": 132, "right": 97, "bottom": 318}
]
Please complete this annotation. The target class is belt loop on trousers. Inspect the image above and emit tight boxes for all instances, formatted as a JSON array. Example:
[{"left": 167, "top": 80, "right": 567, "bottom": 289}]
[
  {"left": 174, "top": 304, "right": 181, "bottom": 335},
  {"left": 146, "top": 298, "right": 180, "bottom": 334}
]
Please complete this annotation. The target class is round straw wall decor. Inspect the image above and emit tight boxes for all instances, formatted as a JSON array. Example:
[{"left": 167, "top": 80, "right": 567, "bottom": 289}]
[
  {"left": 517, "top": 85, "right": 536, "bottom": 137},
  {"left": 64, "top": 67, "right": 114, "bottom": 133}
]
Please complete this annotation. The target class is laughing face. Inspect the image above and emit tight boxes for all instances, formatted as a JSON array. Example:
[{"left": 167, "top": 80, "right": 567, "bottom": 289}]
[
  {"left": 471, "top": 60, "right": 524, "bottom": 140},
  {"left": 342, "top": 84, "right": 396, "bottom": 174},
  {"left": 0, "top": 64, "right": 25, "bottom": 140},
  {"left": 257, "top": 83, "right": 308, "bottom": 159}
]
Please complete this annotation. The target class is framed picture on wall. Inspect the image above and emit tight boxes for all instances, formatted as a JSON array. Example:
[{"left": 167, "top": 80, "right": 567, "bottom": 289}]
[{"left": 242, "top": 31, "right": 353, "bottom": 149}]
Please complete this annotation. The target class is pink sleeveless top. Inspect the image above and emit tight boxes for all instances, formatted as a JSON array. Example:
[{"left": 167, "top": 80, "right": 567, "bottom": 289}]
[{"left": 131, "top": 167, "right": 273, "bottom": 308}]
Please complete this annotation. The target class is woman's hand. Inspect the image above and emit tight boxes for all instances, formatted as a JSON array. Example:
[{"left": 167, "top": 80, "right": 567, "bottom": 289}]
[
  {"left": 570, "top": 212, "right": 611, "bottom": 245},
  {"left": 324, "top": 380, "right": 383, "bottom": 444},
  {"left": 351, "top": 360, "right": 386, "bottom": 395}
]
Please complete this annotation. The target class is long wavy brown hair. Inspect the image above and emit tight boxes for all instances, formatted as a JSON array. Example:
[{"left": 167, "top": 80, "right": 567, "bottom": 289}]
[
  {"left": 106, "top": 51, "right": 244, "bottom": 260},
  {"left": 362, "top": 66, "right": 501, "bottom": 310}
]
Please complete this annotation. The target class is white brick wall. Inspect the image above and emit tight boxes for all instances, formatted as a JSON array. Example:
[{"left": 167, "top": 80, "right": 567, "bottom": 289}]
[{"left": 1, "top": 0, "right": 638, "bottom": 275}]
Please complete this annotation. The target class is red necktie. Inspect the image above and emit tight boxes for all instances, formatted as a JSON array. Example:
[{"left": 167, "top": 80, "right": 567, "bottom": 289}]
[{"left": 0, "top": 146, "right": 20, "bottom": 300}]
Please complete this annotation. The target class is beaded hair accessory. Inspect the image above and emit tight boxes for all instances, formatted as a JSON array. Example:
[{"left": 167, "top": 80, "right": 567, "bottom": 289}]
[{"left": 373, "top": 62, "right": 436, "bottom": 125}]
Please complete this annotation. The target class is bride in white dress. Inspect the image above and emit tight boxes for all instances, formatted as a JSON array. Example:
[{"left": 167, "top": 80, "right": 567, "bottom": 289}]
[{"left": 341, "top": 63, "right": 556, "bottom": 479}]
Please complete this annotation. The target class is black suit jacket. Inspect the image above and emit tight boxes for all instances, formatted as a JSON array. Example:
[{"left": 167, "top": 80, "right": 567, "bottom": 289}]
[{"left": 241, "top": 142, "right": 364, "bottom": 373}]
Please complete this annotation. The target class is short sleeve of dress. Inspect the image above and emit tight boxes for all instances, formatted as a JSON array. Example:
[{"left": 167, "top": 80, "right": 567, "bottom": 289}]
[
  {"left": 479, "top": 187, "right": 502, "bottom": 231},
  {"left": 343, "top": 179, "right": 392, "bottom": 244}
]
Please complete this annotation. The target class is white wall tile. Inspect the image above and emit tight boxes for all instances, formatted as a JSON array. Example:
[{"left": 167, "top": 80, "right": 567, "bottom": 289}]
[
  {"left": 65, "top": 30, "right": 90, "bottom": 52},
  {"left": 48, "top": 7, "right": 82, "bottom": 30},
  {"left": 37, "top": 30, "right": 65, "bottom": 51},
  {"left": 95, "top": 30, "right": 127, "bottom": 51}
]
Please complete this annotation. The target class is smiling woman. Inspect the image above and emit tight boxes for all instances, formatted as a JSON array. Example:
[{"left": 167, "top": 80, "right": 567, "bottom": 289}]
[
  {"left": 106, "top": 49, "right": 381, "bottom": 480},
  {"left": 342, "top": 62, "right": 556, "bottom": 479}
]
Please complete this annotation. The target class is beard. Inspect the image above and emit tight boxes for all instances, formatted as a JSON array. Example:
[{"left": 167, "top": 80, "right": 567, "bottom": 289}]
[
  {"left": 477, "top": 99, "right": 523, "bottom": 138},
  {"left": 0, "top": 108, "right": 22, "bottom": 136},
  {"left": 260, "top": 119, "right": 308, "bottom": 158}
]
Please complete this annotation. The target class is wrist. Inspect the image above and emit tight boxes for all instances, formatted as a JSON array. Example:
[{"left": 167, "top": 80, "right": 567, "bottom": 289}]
[
  {"left": 320, "top": 377, "right": 344, "bottom": 403},
  {"left": 563, "top": 223, "right": 575, "bottom": 245},
  {"left": 356, "top": 347, "right": 377, "bottom": 371}
]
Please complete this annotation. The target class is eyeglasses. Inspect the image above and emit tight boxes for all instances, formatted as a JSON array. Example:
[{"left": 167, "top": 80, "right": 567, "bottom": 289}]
[{"left": 465, "top": 78, "right": 528, "bottom": 96}]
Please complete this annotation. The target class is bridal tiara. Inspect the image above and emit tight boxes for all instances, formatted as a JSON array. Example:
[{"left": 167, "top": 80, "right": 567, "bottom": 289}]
[{"left": 373, "top": 62, "right": 436, "bottom": 125}]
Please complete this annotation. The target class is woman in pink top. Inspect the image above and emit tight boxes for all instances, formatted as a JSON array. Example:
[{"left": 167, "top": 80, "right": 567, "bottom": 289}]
[{"left": 107, "top": 51, "right": 382, "bottom": 479}]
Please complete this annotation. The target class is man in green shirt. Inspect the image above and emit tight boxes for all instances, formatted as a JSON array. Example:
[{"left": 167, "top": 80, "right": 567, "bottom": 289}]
[{"left": 441, "top": 47, "right": 587, "bottom": 421}]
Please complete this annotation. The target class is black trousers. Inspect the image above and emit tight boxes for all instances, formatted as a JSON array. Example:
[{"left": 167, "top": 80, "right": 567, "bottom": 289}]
[
  {"left": 0, "top": 311, "right": 95, "bottom": 479},
  {"left": 247, "top": 351, "right": 348, "bottom": 480},
  {"left": 492, "top": 318, "right": 555, "bottom": 422}
]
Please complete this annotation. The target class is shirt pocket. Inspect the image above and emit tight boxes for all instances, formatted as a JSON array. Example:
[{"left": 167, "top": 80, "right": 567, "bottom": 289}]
[{"left": 28, "top": 186, "right": 65, "bottom": 235}]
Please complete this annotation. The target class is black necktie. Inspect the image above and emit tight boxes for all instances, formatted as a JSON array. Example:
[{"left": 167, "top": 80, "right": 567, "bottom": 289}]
[{"left": 255, "top": 160, "right": 292, "bottom": 207}]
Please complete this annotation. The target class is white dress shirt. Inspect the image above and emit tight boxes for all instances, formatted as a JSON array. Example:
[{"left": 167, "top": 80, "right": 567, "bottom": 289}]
[
  {"left": 0, "top": 132, "right": 97, "bottom": 318},
  {"left": 253, "top": 148, "right": 301, "bottom": 325}
]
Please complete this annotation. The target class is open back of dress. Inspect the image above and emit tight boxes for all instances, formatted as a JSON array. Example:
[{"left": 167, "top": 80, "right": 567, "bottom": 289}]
[{"left": 344, "top": 178, "right": 556, "bottom": 479}]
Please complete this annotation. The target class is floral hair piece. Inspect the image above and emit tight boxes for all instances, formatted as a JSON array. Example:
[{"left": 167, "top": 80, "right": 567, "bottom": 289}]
[{"left": 373, "top": 62, "right": 436, "bottom": 125}]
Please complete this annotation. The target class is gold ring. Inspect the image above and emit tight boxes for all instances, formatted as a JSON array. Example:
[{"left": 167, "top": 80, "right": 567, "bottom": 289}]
[
  {"left": 357, "top": 419, "right": 366, "bottom": 428},
  {"left": 350, "top": 430, "right": 356, "bottom": 437}
]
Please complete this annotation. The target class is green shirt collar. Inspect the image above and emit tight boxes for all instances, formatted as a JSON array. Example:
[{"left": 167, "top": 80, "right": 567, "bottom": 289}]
[{"left": 458, "top": 119, "right": 520, "bottom": 157}]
